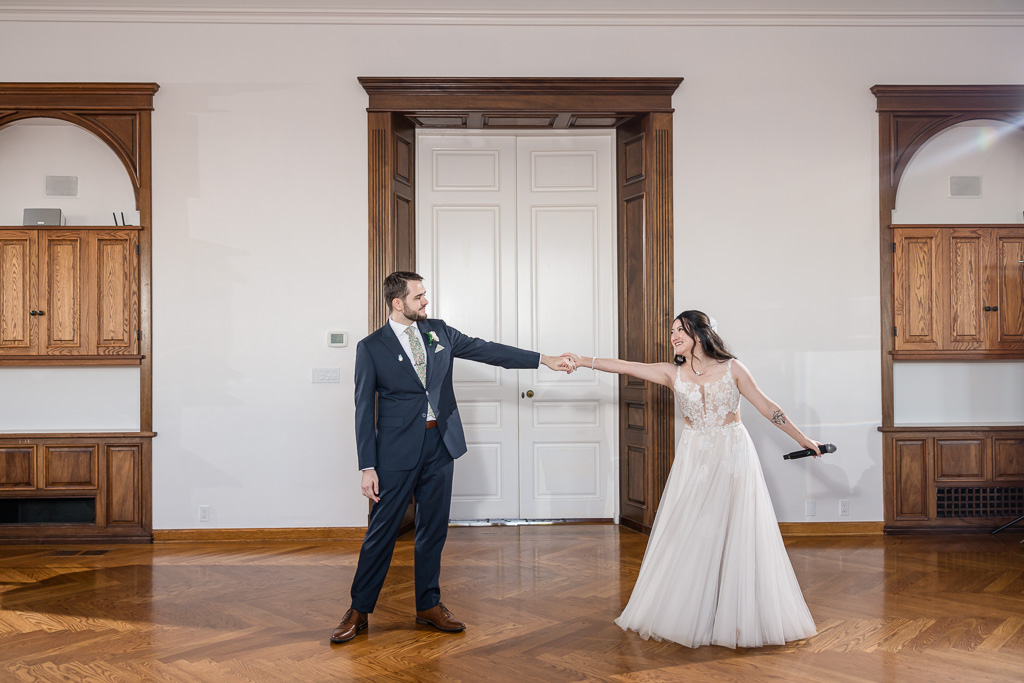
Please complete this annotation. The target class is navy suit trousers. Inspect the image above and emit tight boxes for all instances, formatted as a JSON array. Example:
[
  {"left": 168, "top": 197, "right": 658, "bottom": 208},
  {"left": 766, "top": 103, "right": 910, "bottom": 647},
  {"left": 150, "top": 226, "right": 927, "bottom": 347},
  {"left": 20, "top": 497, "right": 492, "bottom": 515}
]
[{"left": 350, "top": 425, "right": 454, "bottom": 613}]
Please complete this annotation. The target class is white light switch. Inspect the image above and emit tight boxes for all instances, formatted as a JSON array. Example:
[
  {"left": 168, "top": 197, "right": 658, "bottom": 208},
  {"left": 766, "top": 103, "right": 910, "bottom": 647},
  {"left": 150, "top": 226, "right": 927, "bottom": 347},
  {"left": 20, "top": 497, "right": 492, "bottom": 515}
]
[{"left": 312, "top": 367, "right": 341, "bottom": 383}]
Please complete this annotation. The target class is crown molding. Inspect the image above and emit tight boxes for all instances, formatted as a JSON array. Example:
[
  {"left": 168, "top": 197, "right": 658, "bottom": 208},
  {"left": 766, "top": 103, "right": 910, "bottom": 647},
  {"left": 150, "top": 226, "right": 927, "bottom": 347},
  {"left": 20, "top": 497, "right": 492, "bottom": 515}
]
[{"left": 0, "top": 4, "right": 1022, "bottom": 27}]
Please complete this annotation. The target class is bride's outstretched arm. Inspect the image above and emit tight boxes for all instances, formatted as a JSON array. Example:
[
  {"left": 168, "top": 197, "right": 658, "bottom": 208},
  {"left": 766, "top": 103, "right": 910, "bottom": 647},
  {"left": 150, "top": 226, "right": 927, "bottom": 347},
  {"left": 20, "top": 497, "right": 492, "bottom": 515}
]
[
  {"left": 732, "top": 360, "right": 821, "bottom": 454},
  {"left": 563, "top": 354, "right": 676, "bottom": 388}
]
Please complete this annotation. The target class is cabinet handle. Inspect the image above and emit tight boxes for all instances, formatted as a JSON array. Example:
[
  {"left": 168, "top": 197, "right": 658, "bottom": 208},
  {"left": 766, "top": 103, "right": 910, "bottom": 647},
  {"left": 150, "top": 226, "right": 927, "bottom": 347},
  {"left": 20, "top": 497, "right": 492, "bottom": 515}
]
[
  {"left": 992, "top": 306, "right": 998, "bottom": 312},
  {"left": 29, "top": 310, "right": 37, "bottom": 316},
  {"left": 36, "top": 310, "right": 45, "bottom": 316},
  {"left": 984, "top": 306, "right": 992, "bottom": 311}
]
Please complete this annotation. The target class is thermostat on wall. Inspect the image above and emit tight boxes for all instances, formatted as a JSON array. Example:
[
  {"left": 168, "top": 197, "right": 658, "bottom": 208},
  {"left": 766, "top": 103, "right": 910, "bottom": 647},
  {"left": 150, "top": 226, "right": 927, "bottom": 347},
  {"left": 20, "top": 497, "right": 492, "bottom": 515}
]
[{"left": 328, "top": 331, "right": 348, "bottom": 347}]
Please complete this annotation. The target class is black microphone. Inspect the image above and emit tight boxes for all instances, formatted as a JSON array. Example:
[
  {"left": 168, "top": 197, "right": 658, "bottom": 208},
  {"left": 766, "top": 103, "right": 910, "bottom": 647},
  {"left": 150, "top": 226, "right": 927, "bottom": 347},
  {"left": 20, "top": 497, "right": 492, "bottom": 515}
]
[{"left": 783, "top": 443, "right": 837, "bottom": 460}]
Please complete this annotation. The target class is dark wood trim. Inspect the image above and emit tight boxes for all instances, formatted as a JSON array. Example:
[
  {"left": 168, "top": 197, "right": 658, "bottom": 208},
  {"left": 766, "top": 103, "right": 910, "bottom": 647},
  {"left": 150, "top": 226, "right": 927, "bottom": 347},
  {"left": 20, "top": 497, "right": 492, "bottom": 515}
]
[
  {"left": 0, "top": 355, "right": 144, "bottom": 366},
  {"left": 360, "top": 77, "right": 682, "bottom": 534},
  {"left": 777, "top": 522, "right": 884, "bottom": 537},
  {"left": 359, "top": 77, "right": 681, "bottom": 114},
  {"left": 892, "top": 351, "right": 1024, "bottom": 360},
  {"left": 879, "top": 425, "right": 1024, "bottom": 433},
  {"left": 154, "top": 527, "right": 368, "bottom": 542},
  {"left": 889, "top": 223, "right": 1024, "bottom": 229},
  {"left": 0, "top": 432, "right": 157, "bottom": 439}
]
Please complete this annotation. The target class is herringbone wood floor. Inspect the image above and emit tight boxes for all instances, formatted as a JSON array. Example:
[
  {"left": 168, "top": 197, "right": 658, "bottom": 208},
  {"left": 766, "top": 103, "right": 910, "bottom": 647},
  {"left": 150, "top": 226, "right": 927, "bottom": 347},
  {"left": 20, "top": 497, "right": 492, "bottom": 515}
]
[{"left": 1, "top": 526, "right": 1023, "bottom": 682}]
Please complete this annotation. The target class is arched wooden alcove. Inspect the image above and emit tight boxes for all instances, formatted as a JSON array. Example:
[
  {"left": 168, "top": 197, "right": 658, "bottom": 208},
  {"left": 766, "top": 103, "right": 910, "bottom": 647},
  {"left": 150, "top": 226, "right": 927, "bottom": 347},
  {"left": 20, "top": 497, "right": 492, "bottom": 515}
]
[
  {"left": 0, "top": 82, "right": 158, "bottom": 543},
  {"left": 359, "top": 77, "right": 682, "bottom": 532},
  {"left": 874, "top": 85, "right": 1024, "bottom": 533}
]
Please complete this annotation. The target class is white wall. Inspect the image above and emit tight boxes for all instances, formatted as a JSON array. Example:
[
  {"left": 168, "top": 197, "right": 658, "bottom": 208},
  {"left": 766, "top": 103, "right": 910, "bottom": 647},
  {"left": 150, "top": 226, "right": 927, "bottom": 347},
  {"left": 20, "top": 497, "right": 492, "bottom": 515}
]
[{"left": 1, "top": 4, "right": 1022, "bottom": 527}]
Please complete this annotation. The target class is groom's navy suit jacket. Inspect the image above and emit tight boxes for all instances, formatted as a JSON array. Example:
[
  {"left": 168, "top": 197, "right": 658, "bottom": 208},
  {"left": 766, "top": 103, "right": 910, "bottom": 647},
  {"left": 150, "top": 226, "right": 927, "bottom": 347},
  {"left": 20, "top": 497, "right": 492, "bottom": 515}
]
[{"left": 354, "top": 318, "right": 540, "bottom": 471}]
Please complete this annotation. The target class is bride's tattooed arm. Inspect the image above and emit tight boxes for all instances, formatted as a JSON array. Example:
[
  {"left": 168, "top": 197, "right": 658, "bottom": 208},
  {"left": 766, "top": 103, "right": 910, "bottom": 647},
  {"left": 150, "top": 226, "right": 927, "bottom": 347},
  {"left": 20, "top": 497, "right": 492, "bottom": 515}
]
[{"left": 732, "top": 360, "right": 819, "bottom": 455}]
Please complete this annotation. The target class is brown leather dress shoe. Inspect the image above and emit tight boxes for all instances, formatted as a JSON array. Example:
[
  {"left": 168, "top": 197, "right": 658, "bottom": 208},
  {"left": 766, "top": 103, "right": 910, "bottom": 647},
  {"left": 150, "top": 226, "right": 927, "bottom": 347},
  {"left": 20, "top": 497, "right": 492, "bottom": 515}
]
[
  {"left": 415, "top": 602, "right": 466, "bottom": 632},
  {"left": 330, "top": 608, "right": 368, "bottom": 643}
]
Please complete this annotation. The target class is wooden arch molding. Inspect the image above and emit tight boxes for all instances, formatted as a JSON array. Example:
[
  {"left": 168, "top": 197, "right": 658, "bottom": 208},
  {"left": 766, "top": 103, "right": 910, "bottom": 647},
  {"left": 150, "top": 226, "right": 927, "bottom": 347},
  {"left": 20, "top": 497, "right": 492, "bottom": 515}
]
[
  {"left": 0, "top": 83, "right": 158, "bottom": 205},
  {"left": 872, "top": 84, "right": 1024, "bottom": 426},
  {"left": 359, "top": 77, "right": 683, "bottom": 533}
]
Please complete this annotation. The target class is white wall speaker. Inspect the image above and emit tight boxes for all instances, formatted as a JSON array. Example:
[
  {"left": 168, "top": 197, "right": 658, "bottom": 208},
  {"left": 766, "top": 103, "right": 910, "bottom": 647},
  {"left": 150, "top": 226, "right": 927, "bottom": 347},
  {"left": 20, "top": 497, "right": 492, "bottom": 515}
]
[
  {"left": 45, "top": 175, "right": 79, "bottom": 197},
  {"left": 949, "top": 175, "right": 982, "bottom": 197}
]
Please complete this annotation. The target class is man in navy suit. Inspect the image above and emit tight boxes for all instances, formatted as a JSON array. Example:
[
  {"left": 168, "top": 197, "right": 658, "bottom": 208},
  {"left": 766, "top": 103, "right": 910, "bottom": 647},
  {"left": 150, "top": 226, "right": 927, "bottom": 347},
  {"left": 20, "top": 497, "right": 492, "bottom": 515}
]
[{"left": 331, "top": 271, "right": 574, "bottom": 643}]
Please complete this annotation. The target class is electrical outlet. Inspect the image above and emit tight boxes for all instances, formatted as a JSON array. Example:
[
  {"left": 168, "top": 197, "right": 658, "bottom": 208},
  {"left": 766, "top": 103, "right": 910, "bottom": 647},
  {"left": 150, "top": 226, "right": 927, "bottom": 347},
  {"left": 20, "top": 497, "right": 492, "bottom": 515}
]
[
  {"left": 199, "top": 505, "right": 210, "bottom": 523},
  {"left": 312, "top": 367, "right": 341, "bottom": 383},
  {"left": 840, "top": 499, "right": 850, "bottom": 516},
  {"left": 805, "top": 500, "right": 816, "bottom": 516}
]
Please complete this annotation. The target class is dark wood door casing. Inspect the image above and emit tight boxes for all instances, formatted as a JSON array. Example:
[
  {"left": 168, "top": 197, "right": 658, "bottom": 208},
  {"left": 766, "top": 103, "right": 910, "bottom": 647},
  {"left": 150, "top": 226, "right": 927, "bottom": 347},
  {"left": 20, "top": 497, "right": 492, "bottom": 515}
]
[{"left": 360, "top": 78, "right": 682, "bottom": 533}]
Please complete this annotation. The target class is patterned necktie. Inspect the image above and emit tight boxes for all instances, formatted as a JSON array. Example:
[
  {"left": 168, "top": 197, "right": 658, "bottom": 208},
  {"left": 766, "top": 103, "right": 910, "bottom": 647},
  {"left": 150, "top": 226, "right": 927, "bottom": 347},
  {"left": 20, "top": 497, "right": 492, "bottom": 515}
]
[
  {"left": 405, "top": 326, "right": 435, "bottom": 420},
  {"left": 405, "top": 326, "right": 427, "bottom": 386}
]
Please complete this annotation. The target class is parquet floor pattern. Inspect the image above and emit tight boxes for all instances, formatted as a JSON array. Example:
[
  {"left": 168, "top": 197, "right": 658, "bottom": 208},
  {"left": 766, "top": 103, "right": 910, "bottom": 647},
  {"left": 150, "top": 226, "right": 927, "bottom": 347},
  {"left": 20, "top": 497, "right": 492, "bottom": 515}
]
[{"left": 1, "top": 526, "right": 1023, "bottom": 682}]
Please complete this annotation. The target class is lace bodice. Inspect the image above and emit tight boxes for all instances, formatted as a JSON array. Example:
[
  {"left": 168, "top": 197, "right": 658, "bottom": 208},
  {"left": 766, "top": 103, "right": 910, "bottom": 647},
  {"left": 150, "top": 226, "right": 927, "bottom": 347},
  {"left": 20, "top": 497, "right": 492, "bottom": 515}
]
[{"left": 674, "top": 359, "right": 741, "bottom": 431}]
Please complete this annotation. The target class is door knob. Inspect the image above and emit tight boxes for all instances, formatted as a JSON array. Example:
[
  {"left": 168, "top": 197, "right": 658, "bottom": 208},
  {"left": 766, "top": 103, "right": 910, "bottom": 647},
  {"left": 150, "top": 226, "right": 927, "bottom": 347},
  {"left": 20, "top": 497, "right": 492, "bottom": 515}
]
[
  {"left": 36, "top": 310, "right": 44, "bottom": 316},
  {"left": 29, "top": 310, "right": 37, "bottom": 316},
  {"left": 526, "top": 390, "right": 535, "bottom": 398},
  {"left": 992, "top": 306, "right": 998, "bottom": 312},
  {"left": 985, "top": 306, "right": 992, "bottom": 311}
]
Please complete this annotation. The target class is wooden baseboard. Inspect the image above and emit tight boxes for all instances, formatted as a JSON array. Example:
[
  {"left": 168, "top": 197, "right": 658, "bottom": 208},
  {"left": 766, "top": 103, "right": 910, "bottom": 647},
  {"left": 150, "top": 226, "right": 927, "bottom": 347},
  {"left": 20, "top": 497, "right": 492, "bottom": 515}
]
[
  {"left": 778, "top": 521, "right": 884, "bottom": 537},
  {"left": 154, "top": 521, "right": 883, "bottom": 543},
  {"left": 153, "top": 527, "right": 367, "bottom": 542}
]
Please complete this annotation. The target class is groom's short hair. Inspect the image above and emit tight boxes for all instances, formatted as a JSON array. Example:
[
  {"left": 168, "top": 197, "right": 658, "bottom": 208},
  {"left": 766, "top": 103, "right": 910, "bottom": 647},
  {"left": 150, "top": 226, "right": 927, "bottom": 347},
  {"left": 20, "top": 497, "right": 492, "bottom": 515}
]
[{"left": 384, "top": 271, "right": 424, "bottom": 310}]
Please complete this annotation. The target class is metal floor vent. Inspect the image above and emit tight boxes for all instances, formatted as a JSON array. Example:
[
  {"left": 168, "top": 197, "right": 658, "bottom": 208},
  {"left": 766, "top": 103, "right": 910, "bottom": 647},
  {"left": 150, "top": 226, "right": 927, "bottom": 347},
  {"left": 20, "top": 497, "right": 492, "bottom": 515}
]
[{"left": 936, "top": 487, "right": 1024, "bottom": 518}]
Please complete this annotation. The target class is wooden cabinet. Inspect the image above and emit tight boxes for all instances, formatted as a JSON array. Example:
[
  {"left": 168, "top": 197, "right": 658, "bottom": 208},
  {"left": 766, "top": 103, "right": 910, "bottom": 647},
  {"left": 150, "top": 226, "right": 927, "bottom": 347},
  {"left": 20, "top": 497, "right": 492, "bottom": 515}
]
[
  {"left": 883, "top": 427, "right": 1024, "bottom": 532},
  {"left": 0, "top": 228, "right": 139, "bottom": 361},
  {"left": 0, "top": 433, "right": 151, "bottom": 542},
  {"left": 894, "top": 226, "right": 1024, "bottom": 356}
]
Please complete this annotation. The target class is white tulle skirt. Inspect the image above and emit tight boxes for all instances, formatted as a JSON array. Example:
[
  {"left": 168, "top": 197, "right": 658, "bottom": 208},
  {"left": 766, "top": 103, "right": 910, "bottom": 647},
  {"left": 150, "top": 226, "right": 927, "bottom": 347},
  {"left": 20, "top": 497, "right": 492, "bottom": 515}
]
[{"left": 615, "top": 423, "right": 817, "bottom": 649}]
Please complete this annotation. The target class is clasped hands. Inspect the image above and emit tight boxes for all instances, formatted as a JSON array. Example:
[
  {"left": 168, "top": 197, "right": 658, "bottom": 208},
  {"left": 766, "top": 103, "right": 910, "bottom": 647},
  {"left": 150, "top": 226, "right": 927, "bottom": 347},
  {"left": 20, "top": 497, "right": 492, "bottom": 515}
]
[{"left": 540, "top": 353, "right": 583, "bottom": 374}]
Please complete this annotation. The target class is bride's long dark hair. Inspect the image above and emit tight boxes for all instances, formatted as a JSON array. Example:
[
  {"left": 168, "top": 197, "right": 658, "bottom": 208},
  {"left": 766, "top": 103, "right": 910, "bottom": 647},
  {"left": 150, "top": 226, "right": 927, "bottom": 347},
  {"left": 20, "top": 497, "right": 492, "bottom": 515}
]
[{"left": 672, "top": 310, "right": 735, "bottom": 366}]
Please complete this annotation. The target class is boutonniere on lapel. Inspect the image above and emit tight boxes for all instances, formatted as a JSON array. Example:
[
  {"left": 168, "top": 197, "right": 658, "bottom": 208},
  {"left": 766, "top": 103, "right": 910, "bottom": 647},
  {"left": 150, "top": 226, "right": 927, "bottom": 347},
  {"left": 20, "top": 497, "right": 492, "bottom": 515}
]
[{"left": 427, "top": 331, "right": 444, "bottom": 353}]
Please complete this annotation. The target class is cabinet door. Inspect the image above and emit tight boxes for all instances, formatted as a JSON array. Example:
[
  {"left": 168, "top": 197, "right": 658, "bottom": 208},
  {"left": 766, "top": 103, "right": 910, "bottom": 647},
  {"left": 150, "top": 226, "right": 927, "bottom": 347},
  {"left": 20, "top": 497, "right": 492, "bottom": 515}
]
[
  {"left": 934, "top": 437, "right": 985, "bottom": 481},
  {"left": 39, "top": 230, "right": 88, "bottom": 354},
  {"left": 0, "top": 230, "right": 38, "bottom": 354},
  {"left": 945, "top": 229, "right": 986, "bottom": 350},
  {"left": 43, "top": 445, "right": 98, "bottom": 489},
  {"left": 990, "top": 231, "right": 1024, "bottom": 350},
  {"left": 894, "top": 229, "right": 943, "bottom": 351},
  {"left": 92, "top": 231, "right": 139, "bottom": 355},
  {"left": 892, "top": 438, "right": 930, "bottom": 520},
  {"left": 105, "top": 444, "right": 140, "bottom": 526},
  {"left": 0, "top": 446, "right": 35, "bottom": 489}
]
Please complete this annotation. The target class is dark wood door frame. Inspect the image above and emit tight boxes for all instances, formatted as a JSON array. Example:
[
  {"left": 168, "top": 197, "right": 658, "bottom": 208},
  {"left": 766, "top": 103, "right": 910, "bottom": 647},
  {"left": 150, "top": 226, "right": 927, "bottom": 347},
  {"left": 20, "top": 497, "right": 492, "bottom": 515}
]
[{"left": 359, "top": 77, "right": 682, "bottom": 533}]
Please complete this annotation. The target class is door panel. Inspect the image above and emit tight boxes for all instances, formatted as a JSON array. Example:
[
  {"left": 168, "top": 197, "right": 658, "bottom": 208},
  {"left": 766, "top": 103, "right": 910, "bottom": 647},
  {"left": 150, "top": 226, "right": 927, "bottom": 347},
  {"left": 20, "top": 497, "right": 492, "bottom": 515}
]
[
  {"left": 94, "top": 231, "right": 139, "bottom": 354},
  {"left": 993, "top": 232, "right": 1024, "bottom": 348},
  {"left": 893, "top": 229, "right": 942, "bottom": 350},
  {"left": 40, "top": 231, "right": 86, "bottom": 353},
  {"left": 516, "top": 135, "right": 616, "bottom": 518},
  {"left": 0, "top": 231, "right": 36, "bottom": 353},
  {"left": 947, "top": 230, "right": 985, "bottom": 349},
  {"left": 417, "top": 135, "right": 520, "bottom": 519}
]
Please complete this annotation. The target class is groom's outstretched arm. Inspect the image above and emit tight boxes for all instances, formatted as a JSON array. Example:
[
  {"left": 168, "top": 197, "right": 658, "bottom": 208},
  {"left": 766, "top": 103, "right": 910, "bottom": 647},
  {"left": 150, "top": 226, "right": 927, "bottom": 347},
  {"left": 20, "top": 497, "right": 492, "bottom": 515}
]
[{"left": 443, "top": 323, "right": 574, "bottom": 371}]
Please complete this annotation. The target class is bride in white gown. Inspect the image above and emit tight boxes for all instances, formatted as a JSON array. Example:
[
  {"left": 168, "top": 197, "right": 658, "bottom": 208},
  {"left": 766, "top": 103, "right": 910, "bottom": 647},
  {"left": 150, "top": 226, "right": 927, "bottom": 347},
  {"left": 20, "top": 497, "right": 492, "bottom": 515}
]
[{"left": 567, "top": 310, "right": 819, "bottom": 649}]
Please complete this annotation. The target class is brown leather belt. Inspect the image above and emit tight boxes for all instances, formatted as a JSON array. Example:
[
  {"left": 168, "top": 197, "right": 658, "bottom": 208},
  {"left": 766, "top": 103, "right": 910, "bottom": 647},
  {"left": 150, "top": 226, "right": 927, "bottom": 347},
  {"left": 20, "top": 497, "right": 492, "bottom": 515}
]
[{"left": 425, "top": 420, "right": 438, "bottom": 430}]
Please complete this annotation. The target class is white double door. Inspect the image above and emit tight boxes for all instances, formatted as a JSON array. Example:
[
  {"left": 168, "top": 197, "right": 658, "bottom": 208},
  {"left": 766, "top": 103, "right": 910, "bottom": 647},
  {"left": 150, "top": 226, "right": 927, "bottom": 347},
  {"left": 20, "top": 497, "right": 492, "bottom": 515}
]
[{"left": 416, "top": 132, "right": 617, "bottom": 520}]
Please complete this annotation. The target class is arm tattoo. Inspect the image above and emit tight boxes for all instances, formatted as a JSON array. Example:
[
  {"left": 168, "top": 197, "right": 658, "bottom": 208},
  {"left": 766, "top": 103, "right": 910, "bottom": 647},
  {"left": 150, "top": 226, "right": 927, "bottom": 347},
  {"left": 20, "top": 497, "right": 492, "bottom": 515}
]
[{"left": 771, "top": 410, "right": 787, "bottom": 426}]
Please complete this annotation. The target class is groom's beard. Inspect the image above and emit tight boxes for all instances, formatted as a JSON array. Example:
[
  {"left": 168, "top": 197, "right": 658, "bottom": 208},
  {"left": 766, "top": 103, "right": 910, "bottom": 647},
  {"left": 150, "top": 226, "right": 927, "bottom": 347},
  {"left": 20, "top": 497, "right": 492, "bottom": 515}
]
[{"left": 405, "top": 308, "right": 427, "bottom": 322}]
